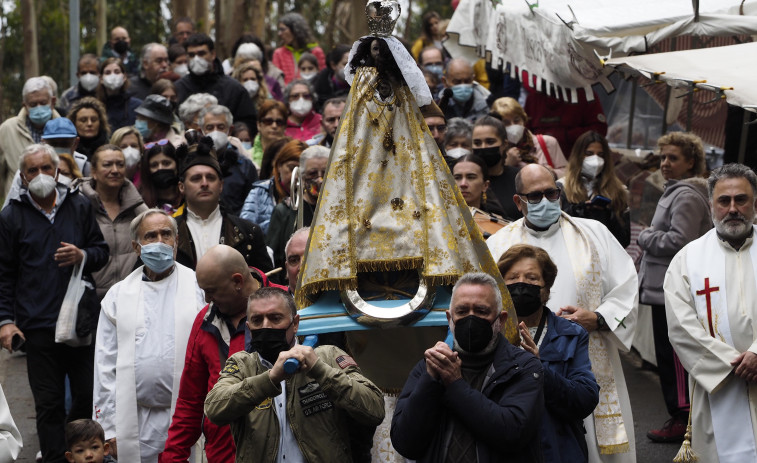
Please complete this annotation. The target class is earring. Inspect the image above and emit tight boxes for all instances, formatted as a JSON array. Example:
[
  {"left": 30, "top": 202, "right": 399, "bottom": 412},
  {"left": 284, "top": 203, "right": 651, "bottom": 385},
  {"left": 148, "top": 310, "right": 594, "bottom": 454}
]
[{"left": 482, "top": 192, "right": 488, "bottom": 204}]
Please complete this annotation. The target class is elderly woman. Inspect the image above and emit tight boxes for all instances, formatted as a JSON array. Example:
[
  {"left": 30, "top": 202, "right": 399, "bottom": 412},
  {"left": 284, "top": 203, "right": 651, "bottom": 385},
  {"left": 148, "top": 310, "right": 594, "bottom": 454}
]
[
  {"left": 68, "top": 97, "right": 110, "bottom": 159},
  {"left": 78, "top": 144, "right": 147, "bottom": 298},
  {"left": 284, "top": 78, "right": 321, "bottom": 142},
  {"left": 498, "top": 244, "right": 599, "bottom": 463},
  {"left": 444, "top": 117, "right": 473, "bottom": 161},
  {"left": 638, "top": 132, "right": 712, "bottom": 442},
  {"left": 490, "top": 97, "right": 568, "bottom": 177},
  {"left": 272, "top": 12, "right": 326, "bottom": 84},
  {"left": 177, "top": 92, "right": 218, "bottom": 131},
  {"left": 559, "top": 130, "right": 630, "bottom": 247},
  {"left": 241, "top": 139, "right": 305, "bottom": 234}
]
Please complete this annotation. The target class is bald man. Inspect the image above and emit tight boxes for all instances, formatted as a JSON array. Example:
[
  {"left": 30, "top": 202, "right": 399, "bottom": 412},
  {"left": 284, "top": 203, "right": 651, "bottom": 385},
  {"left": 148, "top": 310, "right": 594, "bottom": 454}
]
[
  {"left": 441, "top": 58, "right": 490, "bottom": 123},
  {"left": 160, "top": 245, "right": 286, "bottom": 463}
]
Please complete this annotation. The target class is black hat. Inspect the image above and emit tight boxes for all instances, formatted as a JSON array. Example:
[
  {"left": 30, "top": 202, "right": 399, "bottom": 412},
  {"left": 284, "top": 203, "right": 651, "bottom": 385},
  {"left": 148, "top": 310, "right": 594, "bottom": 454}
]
[
  {"left": 135, "top": 95, "right": 174, "bottom": 125},
  {"left": 179, "top": 136, "right": 223, "bottom": 178}
]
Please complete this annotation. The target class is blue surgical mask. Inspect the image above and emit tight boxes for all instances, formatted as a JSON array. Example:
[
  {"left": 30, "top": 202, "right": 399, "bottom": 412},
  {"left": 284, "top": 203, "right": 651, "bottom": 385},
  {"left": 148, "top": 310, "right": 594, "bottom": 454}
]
[
  {"left": 242, "top": 141, "right": 252, "bottom": 151},
  {"left": 525, "top": 197, "right": 562, "bottom": 228},
  {"left": 28, "top": 104, "right": 52, "bottom": 126},
  {"left": 135, "top": 119, "right": 150, "bottom": 140},
  {"left": 451, "top": 83, "right": 473, "bottom": 103},
  {"left": 139, "top": 242, "right": 175, "bottom": 273},
  {"left": 425, "top": 64, "right": 443, "bottom": 78}
]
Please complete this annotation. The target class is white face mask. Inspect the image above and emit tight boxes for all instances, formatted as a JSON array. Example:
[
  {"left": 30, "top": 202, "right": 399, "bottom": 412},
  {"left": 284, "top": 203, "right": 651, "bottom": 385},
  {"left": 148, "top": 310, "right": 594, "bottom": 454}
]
[
  {"left": 289, "top": 97, "right": 313, "bottom": 117},
  {"left": 174, "top": 63, "right": 189, "bottom": 77},
  {"left": 189, "top": 56, "right": 210, "bottom": 75},
  {"left": 446, "top": 147, "right": 471, "bottom": 159},
  {"left": 505, "top": 124, "right": 526, "bottom": 144},
  {"left": 243, "top": 80, "right": 260, "bottom": 96},
  {"left": 207, "top": 131, "right": 229, "bottom": 151},
  {"left": 58, "top": 175, "right": 73, "bottom": 187},
  {"left": 102, "top": 73, "right": 125, "bottom": 91},
  {"left": 79, "top": 73, "right": 99, "bottom": 92},
  {"left": 122, "top": 147, "right": 141, "bottom": 168},
  {"left": 27, "top": 173, "right": 57, "bottom": 198},
  {"left": 581, "top": 155, "right": 605, "bottom": 179},
  {"left": 300, "top": 71, "right": 317, "bottom": 80}
]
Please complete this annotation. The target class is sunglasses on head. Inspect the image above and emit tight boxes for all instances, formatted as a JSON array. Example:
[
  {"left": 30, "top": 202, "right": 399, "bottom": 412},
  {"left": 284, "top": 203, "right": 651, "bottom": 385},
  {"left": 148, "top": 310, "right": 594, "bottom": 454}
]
[{"left": 145, "top": 139, "right": 170, "bottom": 150}]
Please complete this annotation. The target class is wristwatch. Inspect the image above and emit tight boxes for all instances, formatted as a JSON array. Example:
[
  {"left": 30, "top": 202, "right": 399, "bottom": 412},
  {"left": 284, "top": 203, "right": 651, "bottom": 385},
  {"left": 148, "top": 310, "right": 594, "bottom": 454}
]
[{"left": 595, "top": 312, "right": 609, "bottom": 331}]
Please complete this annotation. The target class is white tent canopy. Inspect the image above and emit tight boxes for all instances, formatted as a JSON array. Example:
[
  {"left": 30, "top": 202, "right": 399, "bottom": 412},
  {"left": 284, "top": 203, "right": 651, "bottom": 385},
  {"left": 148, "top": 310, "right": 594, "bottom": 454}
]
[
  {"left": 445, "top": 0, "right": 757, "bottom": 101},
  {"left": 605, "top": 42, "right": 757, "bottom": 112}
]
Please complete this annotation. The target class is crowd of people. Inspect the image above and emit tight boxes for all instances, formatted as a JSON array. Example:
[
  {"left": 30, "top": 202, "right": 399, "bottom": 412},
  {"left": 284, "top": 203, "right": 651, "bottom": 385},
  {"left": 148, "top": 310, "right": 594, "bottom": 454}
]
[{"left": 0, "top": 7, "right": 754, "bottom": 463}]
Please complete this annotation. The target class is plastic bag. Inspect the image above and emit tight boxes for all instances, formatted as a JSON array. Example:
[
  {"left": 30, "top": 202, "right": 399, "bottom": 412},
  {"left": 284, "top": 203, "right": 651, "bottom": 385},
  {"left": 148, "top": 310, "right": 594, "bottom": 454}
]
[{"left": 55, "top": 253, "right": 92, "bottom": 347}]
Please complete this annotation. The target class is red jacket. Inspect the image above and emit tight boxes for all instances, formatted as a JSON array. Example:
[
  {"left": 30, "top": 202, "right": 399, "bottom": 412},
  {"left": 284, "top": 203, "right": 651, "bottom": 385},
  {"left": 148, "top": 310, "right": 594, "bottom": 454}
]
[
  {"left": 159, "top": 270, "right": 287, "bottom": 463},
  {"left": 272, "top": 45, "right": 326, "bottom": 85}
]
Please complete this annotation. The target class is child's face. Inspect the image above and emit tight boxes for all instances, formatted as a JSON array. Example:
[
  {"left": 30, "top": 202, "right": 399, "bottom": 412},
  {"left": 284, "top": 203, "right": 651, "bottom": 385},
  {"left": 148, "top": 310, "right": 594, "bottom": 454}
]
[{"left": 65, "top": 438, "right": 109, "bottom": 463}]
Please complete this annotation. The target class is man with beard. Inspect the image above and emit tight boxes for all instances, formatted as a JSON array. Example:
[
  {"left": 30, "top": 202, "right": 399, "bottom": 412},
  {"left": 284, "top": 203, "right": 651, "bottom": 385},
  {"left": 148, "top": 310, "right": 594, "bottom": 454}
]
[
  {"left": 0, "top": 143, "right": 108, "bottom": 462},
  {"left": 391, "top": 272, "right": 544, "bottom": 462},
  {"left": 665, "top": 163, "right": 757, "bottom": 462}
]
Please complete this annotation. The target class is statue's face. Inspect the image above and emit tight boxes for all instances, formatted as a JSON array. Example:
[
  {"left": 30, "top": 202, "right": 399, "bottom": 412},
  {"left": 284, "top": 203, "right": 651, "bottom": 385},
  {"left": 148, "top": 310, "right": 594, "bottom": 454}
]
[{"left": 371, "top": 40, "right": 381, "bottom": 62}]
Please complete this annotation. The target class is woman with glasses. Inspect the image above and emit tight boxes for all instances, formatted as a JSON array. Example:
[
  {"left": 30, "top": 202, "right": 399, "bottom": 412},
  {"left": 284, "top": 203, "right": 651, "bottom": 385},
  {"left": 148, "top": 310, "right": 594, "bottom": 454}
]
[
  {"left": 241, "top": 139, "right": 305, "bottom": 235},
  {"left": 138, "top": 139, "right": 183, "bottom": 213},
  {"left": 68, "top": 97, "right": 111, "bottom": 160},
  {"left": 559, "top": 131, "right": 631, "bottom": 247},
  {"left": 637, "top": 132, "right": 711, "bottom": 443},
  {"left": 252, "top": 100, "right": 289, "bottom": 168},
  {"left": 283, "top": 79, "right": 321, "bottom": 142}
]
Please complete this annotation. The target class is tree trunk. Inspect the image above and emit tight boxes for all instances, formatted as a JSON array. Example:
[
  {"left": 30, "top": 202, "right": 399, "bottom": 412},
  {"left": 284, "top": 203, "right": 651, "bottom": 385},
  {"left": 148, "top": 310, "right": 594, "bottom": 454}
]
[
  {"left": 95, "top": 0, "right": 106, "bottom": 59},
  {"left": 172, "top": 0, "right": 192, "bottom": 22},
  {"left": 20, "top": 0, "right": 38, "bottom": 78},
  {"left": 348, "top": 0, "right": 368, "bottom": 42},
  {"left": 196, "top": 0, "right": 209, "bottom": 34},
  {"left": 249, "top": 0, "right": 267, "bottom": 38},
  {"left": 403, "top": 0, "right": 413, "bottom": 39}
]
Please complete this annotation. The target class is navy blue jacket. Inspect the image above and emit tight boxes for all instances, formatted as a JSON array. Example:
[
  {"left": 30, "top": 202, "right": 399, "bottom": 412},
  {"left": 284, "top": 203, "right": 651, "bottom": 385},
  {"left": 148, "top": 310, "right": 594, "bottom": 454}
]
[
  {"left": 538, "top": 310, "right": 599, "bottom": 463},
  {"left": 391, "top": 334, "right": 544, "bottom": 463},
  {"left": 0, "top": 185, "right": 108, "bottom": 331}
]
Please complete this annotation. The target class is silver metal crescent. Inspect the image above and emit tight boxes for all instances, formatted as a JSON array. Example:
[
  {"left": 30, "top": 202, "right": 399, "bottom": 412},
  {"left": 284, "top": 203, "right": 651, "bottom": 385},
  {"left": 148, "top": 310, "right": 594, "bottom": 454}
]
[{"left": 341, "top": 278, "right": 437, "bottom": 328}]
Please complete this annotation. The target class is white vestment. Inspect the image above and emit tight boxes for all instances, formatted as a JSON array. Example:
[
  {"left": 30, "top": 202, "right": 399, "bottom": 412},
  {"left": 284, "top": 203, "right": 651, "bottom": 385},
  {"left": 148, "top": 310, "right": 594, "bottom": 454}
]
[
  {"left": 488, "top": 215, "right": 638, "bottom": 463},
  {"left": 665, "top": 228, "right": 757, "bottom": 463},
  {"left": 94, "top": 264, "right": 205, "bottom": 463}
]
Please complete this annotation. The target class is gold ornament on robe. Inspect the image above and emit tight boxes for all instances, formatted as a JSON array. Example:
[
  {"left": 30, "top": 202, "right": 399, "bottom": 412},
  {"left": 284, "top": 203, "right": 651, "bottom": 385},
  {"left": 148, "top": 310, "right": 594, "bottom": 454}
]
[{"left": 295, "top": 65, "right": 519, "bottom": 344}]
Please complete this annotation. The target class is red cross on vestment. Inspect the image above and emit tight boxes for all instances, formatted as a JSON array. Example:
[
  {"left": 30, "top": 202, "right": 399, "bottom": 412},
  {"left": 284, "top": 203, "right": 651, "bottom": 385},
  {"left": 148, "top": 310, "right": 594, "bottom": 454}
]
[{"left": 696, "top": 277, "right": 720, "bottom": 338}]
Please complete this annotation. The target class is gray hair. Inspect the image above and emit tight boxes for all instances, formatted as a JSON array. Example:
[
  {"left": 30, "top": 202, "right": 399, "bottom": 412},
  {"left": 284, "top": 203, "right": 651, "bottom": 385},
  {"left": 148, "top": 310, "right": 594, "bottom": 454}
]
[
  {"left": 451, "top": 272, "right": 503, "bottom": 314},
  {"left": 444, "top": 117, "right": 473, "bottom": 145},
  {"left": 248, "top": 286, "right": 298, "bottom": 318},
  {"left": 279, "top": 12, "right": 314, "bottom": 49},
  {"left": 285, "top": 227, "right": 310, "bottom": 257},
  {"left": 19, "top": 143, "right": 59, "bottom": 172},
  {"left": 40, "top": 76, "right": 59, "bottom": 99},
  {"left": 22, "top": 77, "right": 53, "bottom": 103},
  {"left": 129, "top": 208, "right": 178, "bottom": 242},
  {"left": 708, "top": 163, "right": 757, "bottom": 199},
  {"left": 141, "top": 43, "right": 167, "bottom": 64},
  {"left": 283, "top": 78, "right": 316, "bottom": 105},
  {"left": 299, "top": 145, "right": 329, "bottom": 171},
  {"left": 235, "top": 42, "right": 263, "bottom": 61},
  {"left": 198, "top": 104, "right": 233, "bottom": 129},
  {"left": 178, "top": 93, "right": 219, "bottom": 127}
]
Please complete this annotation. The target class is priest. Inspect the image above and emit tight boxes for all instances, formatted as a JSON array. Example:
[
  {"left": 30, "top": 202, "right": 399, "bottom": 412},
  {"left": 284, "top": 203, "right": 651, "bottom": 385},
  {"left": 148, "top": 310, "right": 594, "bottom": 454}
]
[
  {"left": 93, "top": 209, "right": 205, "bottom": 462},
  {"left": 665, "top": 163, "right": 757, "bottom": 463},
  {"left": 487, "top": 164, "right": 638, "bottom": 463}
]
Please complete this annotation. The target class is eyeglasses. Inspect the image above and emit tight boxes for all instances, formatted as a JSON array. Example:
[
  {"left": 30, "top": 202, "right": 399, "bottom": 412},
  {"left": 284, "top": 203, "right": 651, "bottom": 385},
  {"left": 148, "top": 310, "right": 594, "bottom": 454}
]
[
  {"left": 261, "top": 118, "right": 286, "bottom": 126},
  {"left": 517, "top": 188, "right": 561, "bottom": 204},
  {"left": 286, "top": 254, "right": 302, "bottom": 266},
  {"left": 428, "top": 124, "right": 447, "bottom": 133},
  {"left": 304, "top": 169, "right": 326, "bottom": 181},
  {"left": 145, "top": 139, "right": 170, "bottom": 150}
]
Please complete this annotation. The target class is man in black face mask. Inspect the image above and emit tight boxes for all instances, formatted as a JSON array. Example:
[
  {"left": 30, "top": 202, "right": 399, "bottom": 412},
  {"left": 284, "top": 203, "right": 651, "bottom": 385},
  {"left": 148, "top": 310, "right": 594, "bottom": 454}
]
[
  {"left": 391, "top": 272, "right": 544, "bottom": 463},
  {"left": 204, "top": 287, "right": 385, "bottom": 462}
]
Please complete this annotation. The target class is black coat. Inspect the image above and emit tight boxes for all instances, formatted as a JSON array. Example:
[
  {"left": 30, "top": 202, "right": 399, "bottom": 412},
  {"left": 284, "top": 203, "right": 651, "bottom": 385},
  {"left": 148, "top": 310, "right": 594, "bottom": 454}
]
[
  {"left": 0, "top": 185, "right": 109, "bottom": 331},
  {"left": 391, "top": 334, "right": 544, "bottom": 463}
]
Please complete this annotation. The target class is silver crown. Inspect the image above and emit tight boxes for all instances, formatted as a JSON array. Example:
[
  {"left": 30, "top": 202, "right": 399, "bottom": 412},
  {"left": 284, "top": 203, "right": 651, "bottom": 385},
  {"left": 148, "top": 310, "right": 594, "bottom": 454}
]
[{"left": 366, "top": 0, "right": 401, "bottom": 37}]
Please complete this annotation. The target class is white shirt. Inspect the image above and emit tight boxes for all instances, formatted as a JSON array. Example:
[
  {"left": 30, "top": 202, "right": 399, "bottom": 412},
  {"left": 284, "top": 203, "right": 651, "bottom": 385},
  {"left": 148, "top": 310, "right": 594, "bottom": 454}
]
[
  {"left": 274, "top": 379, "right": 305, "bottom": 463},
  {"left": 186, "top": 205, "right": 223, "bottom": 261}
]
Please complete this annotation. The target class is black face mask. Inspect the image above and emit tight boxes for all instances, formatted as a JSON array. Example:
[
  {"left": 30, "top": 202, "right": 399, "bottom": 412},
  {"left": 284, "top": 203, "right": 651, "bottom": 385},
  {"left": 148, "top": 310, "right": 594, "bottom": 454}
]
[
  {"left": 113, "top": 40, "right": 130, "bottom": 55},
  {"left": 454, "top": 315, "right": 495, "bottom": 353},
  {"left": 151, "top": 169, "right": 179, "bottom": 189},
  {"left": 473, "top": 146, "right": 502, "bottom": 168},
  {"left": 249, "top": 326, "right": 292, "bottom": 364},
  {"left": 507, "top": 282, "right": 543, "bottom": 317}
]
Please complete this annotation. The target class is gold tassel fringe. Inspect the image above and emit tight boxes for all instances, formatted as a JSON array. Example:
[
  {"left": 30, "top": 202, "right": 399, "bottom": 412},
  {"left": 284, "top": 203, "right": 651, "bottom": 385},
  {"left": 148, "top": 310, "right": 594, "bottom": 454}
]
[
  {"left": 599, "top": 442, "right": 630, "bottom": 455},
  {"left": 673, "top": 424, "right": 697, "bottom": 462}
]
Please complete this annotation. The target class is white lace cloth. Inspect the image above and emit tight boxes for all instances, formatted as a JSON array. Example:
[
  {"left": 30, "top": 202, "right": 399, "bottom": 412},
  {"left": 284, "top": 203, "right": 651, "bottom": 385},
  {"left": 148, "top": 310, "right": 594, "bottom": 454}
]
[{"left": 346, "top": 36, "right": 432, "bottom": 107}]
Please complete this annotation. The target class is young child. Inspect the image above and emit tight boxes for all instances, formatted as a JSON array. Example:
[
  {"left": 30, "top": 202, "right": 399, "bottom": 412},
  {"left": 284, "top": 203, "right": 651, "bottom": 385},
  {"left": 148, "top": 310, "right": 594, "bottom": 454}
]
[{"left": 64, "top": 419, "right": 116, "bottom": 463}]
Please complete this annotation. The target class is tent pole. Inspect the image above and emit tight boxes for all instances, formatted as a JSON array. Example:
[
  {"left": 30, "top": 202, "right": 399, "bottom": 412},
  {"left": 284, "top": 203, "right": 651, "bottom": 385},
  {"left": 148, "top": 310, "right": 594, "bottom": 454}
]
[
  {"left": 686, "top": 85, "right": 694, "bottom": 132},
  {"left": 627, "top": 76, "right": 637, "bottom": 149},
  {"left": 738, "top": 110, "right": 751, "bottom": 164},
  {"left": 662, "top": 86, "right": 670, "bottom": 135}
]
